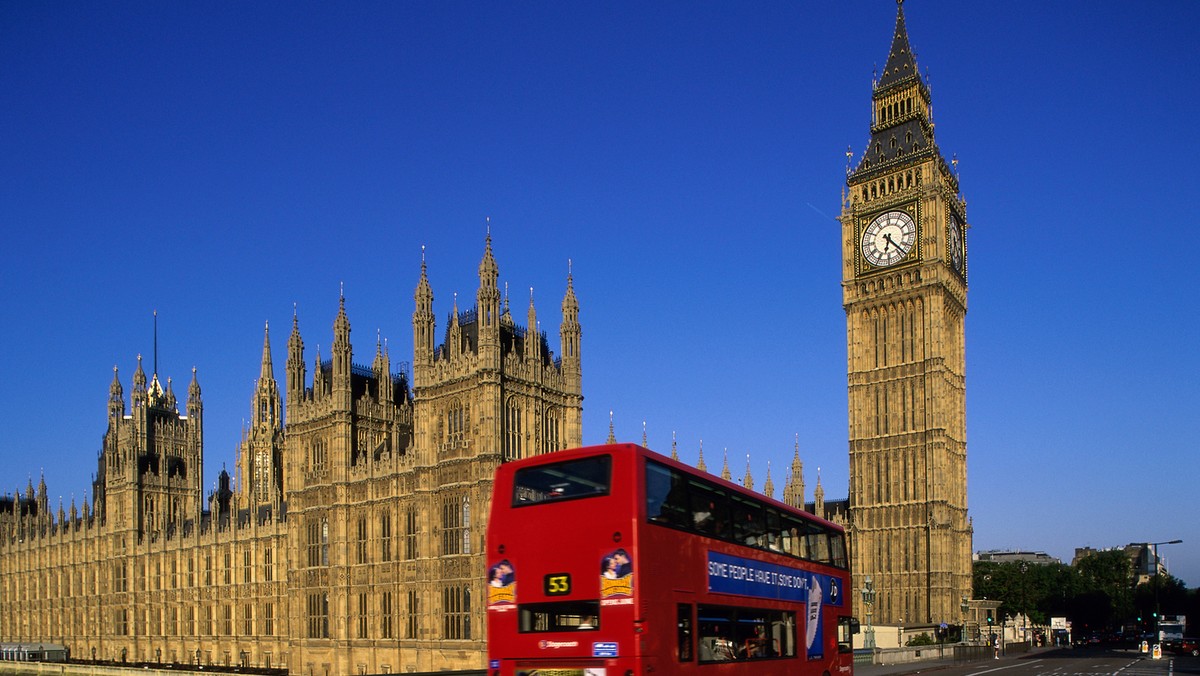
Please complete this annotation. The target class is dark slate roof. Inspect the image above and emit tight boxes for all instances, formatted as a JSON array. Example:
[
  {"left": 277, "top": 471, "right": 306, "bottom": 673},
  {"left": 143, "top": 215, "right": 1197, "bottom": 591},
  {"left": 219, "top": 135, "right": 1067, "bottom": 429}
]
[
  {"left": 437, "top": 310, "right": 554, "bottom": 367},
  {"left": 878, "top": 1, "right": 919, "bottom": 90},
  {"left": 854, "top": 117, "right": 936, "bottom": 177}
]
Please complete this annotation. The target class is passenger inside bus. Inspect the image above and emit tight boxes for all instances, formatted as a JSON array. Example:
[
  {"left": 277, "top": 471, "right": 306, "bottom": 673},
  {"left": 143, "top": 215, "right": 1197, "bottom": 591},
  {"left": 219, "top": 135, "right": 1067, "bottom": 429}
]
[
  {"left": 699, "top": 627, "right": 738, "bottom": 661},
  {"left": 742, "top": 625, "right": 779, "bottom": 658}
]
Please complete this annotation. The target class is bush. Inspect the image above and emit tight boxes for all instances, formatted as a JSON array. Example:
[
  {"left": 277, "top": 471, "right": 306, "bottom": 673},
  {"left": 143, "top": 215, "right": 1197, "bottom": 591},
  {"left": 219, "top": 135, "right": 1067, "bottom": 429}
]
[{"left": 906, "top": 632, "right": 936, "bottom": 646}]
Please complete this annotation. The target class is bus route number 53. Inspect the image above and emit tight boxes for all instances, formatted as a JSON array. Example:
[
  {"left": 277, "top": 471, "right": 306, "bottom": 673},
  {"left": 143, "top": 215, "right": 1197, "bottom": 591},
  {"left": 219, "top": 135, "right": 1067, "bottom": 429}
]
[{"left": 544, "top": 573, "right": 571, "bottom": 596}]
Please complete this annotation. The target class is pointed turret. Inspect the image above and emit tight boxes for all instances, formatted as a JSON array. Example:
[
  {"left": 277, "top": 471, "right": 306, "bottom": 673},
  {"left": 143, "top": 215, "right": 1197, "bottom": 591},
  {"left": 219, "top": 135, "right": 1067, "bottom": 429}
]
[
  {"left": 260, "top": 321, "right": 275, "bottom": 382},
  {"left": 670, "top": 431, "right": 679, "bottom": 461},
  {"left": 721, "top": 449, "right": 731, "bottom": 482},
  {"left": 813, "top": 468, "right": 825, "bottom": 517},
  {"left": 413, "top": 247, "right": 435, "bottom": 371},
  {"left": 697, "top": 439, "right": 708, "bottom": 473},
  {"left": 187, "top": 367, "right": 203, "bottom": 418},
  {"left": 448, "top": 292, "right": 462, "bottom": 360},
  {"left": 313, "top": 346, "right": 323, "bottom": 399},
  {"left": 373, "top": 331, "right": 394, "bottom": 406},
  {"left": 560, "top": 262, "right": 581, "bottom": 371},
  {"left": 525, "top": 288, "right": 540, "bottom": 362},
  {"left": 254, "top": 322, "right": 281, "bottom": 429},
  {"left": 108, "top": 366, "right": 125, "bottom": 420},
  {"left": 606, "top": 410, "right": 615, "bottom": 444},
  {"left": 784, "top": 435, "right": 806, "bottom": 509},
  {"left": 132, "top": 354, "right": 148, "bottom": 408},
  {"left": 164, "top": 377, "right": 177, "bottom": 411},
  {"left": 286, "top": 308, "right": 306, "bottom": 417},
  {"left": 742, "top": 455, "right": 753, "bottom": 491},
  {"left": 763, "top": 462, "right": 774, "bottom": 500},
  {"left": 332, "top": 290, "right": 352, "bottom": 404},
  {"left": 477, "top": 227, "right": 501, "bottom": 341},
  {"left": 501, "top": 282, "right": 513, "bottom": 325},
  {"left": 37, "top": 472, "right": 48, "bottom": 512}
]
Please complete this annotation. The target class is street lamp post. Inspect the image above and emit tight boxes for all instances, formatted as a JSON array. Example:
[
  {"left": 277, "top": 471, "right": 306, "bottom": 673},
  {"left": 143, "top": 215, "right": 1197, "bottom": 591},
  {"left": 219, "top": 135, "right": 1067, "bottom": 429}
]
[
  {"left": 1148, "top": 539, "right": 1182, "bottom": 643},
  {"left": 861, "top": 576, "right": 876, "bottom": 650},
  {"left": 1020, "top": 562, "right": 1028, "bottom": 646},
  {"left": 961, "top": 595, "right": 970, "bottom": 644}
]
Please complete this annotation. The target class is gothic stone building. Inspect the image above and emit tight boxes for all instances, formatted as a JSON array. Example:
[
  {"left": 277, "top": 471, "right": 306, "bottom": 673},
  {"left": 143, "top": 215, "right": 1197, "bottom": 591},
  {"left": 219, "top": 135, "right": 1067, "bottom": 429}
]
[
  {"left": 840, "top": 0, "right": 973, "bottom": 626},
  {"left": 0, "top": 235, "right": 583, "bottom": 675}
]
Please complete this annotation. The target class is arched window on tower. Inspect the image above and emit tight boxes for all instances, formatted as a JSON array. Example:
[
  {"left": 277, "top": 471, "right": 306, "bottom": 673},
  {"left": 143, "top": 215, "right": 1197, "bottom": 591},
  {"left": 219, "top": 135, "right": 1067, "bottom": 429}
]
[
  {"left": 504, "top": 399, "right": 523, "bottom": 461},
  {"left": 320, "top": 518, "right": 329, "bottom": 566},
  {"left": 543, "top": 407, "right": 561, "bottom": 454}
]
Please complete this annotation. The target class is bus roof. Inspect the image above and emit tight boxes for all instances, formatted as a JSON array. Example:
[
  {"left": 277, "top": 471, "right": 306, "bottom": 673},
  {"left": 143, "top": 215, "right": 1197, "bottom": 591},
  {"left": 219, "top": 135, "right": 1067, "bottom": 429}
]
[{"left": 506, "top": 443, "right": 845, "bottom": 533}]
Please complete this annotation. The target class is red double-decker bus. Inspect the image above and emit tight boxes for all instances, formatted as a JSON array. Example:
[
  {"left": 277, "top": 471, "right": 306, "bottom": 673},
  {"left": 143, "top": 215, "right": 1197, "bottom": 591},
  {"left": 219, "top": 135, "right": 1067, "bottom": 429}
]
[{"left": 486, "top": 443, "right": 855, "bottom": 676}]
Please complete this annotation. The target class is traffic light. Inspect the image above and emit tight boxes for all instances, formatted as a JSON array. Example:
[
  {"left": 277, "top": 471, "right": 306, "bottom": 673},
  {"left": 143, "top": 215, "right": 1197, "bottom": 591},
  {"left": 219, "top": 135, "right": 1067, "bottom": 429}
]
[{"left": 987, "top": 612, "right": 994, "bottom": 626}]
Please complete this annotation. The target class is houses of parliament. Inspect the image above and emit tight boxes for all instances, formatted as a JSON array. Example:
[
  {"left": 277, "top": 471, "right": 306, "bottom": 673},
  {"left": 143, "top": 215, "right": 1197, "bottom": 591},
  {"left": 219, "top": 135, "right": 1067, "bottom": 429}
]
[
  {"left": 0, "top": 236, "right": 584, "bottom": 675},
  {"left": 0, "top": 1, "right": 972, "bottom": 672}
]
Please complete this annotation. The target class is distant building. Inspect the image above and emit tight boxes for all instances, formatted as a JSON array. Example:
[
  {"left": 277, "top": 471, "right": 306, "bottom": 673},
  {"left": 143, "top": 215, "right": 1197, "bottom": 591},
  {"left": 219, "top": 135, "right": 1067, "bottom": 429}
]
[
  {"left": 1072, "top": 544, "right": 1173, "bottom": 585},
  {"left": 974, "top": 550, "right": 1061, "bottom": 566}
]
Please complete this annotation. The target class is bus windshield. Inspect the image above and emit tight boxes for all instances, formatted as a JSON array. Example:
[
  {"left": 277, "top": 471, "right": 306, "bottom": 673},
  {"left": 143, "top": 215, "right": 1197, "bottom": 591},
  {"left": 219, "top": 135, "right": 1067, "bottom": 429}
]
[{"left": 512, "top": 455, "right": 611, "bottom": 506}]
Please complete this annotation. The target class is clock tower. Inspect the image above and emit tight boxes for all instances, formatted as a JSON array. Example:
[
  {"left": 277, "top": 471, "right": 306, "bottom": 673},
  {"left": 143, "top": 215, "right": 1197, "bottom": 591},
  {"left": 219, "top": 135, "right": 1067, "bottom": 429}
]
[{"left": 840, "top": 0, "right": 972, "bottom": 626}]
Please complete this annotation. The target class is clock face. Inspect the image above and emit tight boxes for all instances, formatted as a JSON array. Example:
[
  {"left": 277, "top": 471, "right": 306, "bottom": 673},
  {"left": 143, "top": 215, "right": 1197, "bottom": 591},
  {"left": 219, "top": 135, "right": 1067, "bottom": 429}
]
[
  {"left": 948, "top": 213, "right": 964, "bottom": 271},
  {"left": 861, "top": 210, "right": 917, "bottom": 267}
]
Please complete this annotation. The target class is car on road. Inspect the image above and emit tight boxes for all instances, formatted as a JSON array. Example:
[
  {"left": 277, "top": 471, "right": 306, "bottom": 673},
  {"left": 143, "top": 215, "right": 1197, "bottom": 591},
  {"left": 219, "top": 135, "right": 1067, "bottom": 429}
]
[{"left": 1165, "top": 637, "right": 1198, "bottom": 656}]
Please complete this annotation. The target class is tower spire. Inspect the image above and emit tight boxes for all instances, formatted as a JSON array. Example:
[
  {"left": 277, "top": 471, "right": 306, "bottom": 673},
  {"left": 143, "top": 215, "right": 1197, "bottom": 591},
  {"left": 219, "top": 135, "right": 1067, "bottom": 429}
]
[
  {"left": 260, "top": 321, "right": 274, "bottom": 381},
  {"left": 878, "top": 0, "right": 919, "bottom": 90},
  {"left": 413, "top": 245, "right": 435, "bottom": 372}
]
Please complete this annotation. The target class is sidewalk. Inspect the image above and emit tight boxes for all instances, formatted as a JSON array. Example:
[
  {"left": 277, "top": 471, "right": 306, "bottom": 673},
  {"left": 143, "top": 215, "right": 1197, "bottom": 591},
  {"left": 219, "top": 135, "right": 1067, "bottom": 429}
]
[{"left": 854, "top": 646, "right": 1056, "bottom": 676}]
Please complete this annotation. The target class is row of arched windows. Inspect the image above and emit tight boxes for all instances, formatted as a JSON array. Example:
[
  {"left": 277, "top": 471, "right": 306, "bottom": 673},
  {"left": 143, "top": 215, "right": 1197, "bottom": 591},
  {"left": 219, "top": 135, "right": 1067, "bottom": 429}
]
[
  {"left": 877, "top": 95, "right": 916, "bottom": 124},
  {"left": 441, "top": 495, "right": 470, "bottom": 556},
  {"left": 503, "top": 400, "right": 566, "bottom": 461},
  {"left": 861, "top": 167, "right": 921, "bottom": 202},
  {"left": 442, "top": 585, "right": 472, "bottom": 640}
]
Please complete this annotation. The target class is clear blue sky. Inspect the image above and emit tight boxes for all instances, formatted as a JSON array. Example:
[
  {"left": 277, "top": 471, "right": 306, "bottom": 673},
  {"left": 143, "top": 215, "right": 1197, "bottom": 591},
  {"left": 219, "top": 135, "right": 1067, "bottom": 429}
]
[{"left": 2, "top": 1, "right": 1197, "bottom": 587}]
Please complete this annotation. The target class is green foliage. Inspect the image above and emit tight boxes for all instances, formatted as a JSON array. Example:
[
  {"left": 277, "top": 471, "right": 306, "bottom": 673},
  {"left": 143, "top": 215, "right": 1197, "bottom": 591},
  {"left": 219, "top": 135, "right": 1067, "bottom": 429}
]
[
  {"left": 973, "top": 560, "right": 1075, "bottom": 625},
  {"left": 906, "top": 632, "right": 935, "bottom": 646},
  {"left": 972, "top": 552, "right": 1193, "bottom": 634}
]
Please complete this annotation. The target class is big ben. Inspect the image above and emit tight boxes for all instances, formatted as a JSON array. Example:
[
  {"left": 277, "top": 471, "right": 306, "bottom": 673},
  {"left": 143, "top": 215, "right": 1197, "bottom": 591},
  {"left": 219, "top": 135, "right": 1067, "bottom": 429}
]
[{"left": 841, "top": 0, "right": 972, "bottom": 626}]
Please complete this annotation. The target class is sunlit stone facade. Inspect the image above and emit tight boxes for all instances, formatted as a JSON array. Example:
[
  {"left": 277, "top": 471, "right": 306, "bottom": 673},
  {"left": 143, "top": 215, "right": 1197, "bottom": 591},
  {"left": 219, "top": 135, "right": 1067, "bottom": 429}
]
[
  {"left": 840, "top": 1, "right": 973, "bottom": 627},
  {"left": 0, "top": 235, "right": 583, "bottom": 675}
]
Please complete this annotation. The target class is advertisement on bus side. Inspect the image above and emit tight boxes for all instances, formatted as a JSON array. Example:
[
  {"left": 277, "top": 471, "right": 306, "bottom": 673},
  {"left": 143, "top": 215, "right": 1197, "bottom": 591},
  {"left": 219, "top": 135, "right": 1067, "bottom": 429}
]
[{"left": 705, "top": 550, "right": 843, "bottom": 659}]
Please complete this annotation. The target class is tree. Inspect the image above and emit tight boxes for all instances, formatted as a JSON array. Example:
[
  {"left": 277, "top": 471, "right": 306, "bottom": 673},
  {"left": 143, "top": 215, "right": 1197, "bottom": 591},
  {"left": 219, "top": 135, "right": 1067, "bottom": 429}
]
[
  {"left": 973, "top": 560, "right": 1076, "bottom": 626},
  {"left": 973, "top": 551, "right": 1140, "bottom": 634},
  {"left": 1133, "top": 574, "right": 1188, "bottom": 629},
  {"left": 1074, "top": 549, "right": 1134, "bottom": 630}
]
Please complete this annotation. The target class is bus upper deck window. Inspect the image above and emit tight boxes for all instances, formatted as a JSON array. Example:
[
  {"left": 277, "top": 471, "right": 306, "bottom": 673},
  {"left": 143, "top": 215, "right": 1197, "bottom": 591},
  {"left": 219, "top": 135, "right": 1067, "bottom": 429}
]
[{"left": 512, "top": 455, "right": 612, "bottom": 506}]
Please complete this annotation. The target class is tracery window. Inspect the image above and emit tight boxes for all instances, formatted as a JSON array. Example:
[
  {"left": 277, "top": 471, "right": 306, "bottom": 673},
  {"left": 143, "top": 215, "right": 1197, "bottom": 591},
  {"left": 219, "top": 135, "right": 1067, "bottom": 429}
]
[
  {"left": 441, "top": 494, "right": 470, "bottom": 555},
  {"left": 442, "top": 585, "right": 472, "bottom": 639},
  {"left": 504, "top": 399, "right": 523, "bottom": 461}
]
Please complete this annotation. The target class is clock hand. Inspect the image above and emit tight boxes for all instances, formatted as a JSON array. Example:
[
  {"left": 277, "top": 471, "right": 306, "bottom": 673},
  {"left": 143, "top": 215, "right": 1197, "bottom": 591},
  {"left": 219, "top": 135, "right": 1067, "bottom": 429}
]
[{"left": 883, "top": 233, "right": 900, "bottom": 251}]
